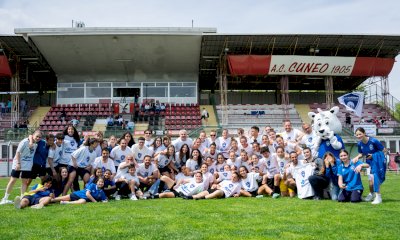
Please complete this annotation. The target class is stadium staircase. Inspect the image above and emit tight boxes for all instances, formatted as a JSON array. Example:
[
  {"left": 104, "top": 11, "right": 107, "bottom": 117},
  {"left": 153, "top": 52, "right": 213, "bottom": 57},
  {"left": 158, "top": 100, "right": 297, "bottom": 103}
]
[
  {"left": 200, "top": 105, "right": 218, "bottom": 126},
  {"left": 29, "top": 106, "right": 51, "bottom": 128},
  {"left": 294, "top": 104, "right": 312, "bottom": 124}
]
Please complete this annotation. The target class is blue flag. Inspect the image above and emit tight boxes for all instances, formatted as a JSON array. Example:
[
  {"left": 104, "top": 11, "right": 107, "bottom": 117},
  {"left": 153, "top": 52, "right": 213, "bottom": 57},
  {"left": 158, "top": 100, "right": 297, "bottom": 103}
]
[{"left": 337, "top": 92, "right": 364, "bottom": 117}]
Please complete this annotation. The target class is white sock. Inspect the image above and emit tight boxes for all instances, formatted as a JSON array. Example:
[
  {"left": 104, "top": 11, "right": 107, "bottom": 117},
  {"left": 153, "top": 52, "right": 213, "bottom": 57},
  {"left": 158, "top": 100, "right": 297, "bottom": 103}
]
[{"left": 3, "top": 193, "right": 10, "bottom": 200}]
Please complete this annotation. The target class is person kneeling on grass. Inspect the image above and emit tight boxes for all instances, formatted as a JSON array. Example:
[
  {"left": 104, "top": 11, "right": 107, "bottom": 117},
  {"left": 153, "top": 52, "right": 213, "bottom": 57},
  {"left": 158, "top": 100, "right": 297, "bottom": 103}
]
[
  {"left": 152, "top": 172, "right": 204, "bottom": 199},
  {"left": 51, "top": 177, "right": 107, "bottom": 205},
  {"left": 338, "top": 149, "right": 369, "bottom": 203},
  {"left": 14, "top": 175, "right": 54, "bottom": 209},
  {"left": 190, "top": 172, "right": 241, "bottom": 200},
  {"left": 114, "top": 165, "right": 143, "bottom": 201}
]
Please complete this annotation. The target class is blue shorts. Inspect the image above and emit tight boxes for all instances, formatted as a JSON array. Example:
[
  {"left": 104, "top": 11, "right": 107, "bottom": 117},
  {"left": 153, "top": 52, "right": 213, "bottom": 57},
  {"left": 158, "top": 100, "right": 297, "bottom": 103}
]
[
  {"left": 23, "top": 195, "right": 42, "bottom": 206},
  {"left": 70, "top": 192, "right": 83, "bottom": 201}
]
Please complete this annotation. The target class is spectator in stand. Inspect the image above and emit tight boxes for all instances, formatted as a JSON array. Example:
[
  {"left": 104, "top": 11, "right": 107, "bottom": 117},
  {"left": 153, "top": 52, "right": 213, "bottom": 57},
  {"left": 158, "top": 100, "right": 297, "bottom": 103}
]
[
  {"left": 106, "top": 115, "right": 114, "bottom": 127},
  {"left": 20, "top": 98, "right": 27, "bottom": 117},
  {"left": 144, "top": 102, "right": 151, "bottom": 112},
  {"left": 345, "top": 112, "right": 351, "bottom": 127},
  {"left": 160, "top": 103, "right": 166, "bottom": 112},
  {"left": 373, "top": 117, "right": 380, "bottom": 128},
  {"left": 0, "top": 101, "right": 5, "bottom": 116},
  {"left": 59, "top": 109, "right": 67, "bottom": 121},
  {"left": 155, "top": 101, "right": 161, "bottom": 113},
  {"left": 116, "top": 115, "right": 124, "bottom": 127},
  {"left": 360, "top": 117, "right": 365, "bottom": 123},
  {"left": 380, "top": 116, "right": 386, "bottom": 126},
  {"left": 126, "top": 120, "right": 134, "bottom": 130},
  {"left": 7, "top": 99, "right": 12, "bottom": 113}
]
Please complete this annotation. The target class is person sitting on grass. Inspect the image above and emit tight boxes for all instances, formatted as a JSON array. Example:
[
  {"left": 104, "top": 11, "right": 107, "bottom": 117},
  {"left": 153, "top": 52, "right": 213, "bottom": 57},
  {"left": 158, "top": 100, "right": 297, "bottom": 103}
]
[
  {"left": 87, "top": 167, "right": 103, "bottom": 186},
  {"left": 14, "top": 175, "right": 54, "bottom": 209},
  {"left": 239, "top": 166, "right": 266, "bottom": 198},
  {"left": 114, "top": 165, "right": 142, "bottom": 201},
  {"left": 102, "top": 169, "right": 117, "bottom": 198},
  {"left": 51, "top": 177, "right": 107, "bottom": 205},
  {"left": 190, "top": 172, "right": 241, "bottom": 200},
  {"left": 152, "top": 172, "right": 204, "bottom": 199}
]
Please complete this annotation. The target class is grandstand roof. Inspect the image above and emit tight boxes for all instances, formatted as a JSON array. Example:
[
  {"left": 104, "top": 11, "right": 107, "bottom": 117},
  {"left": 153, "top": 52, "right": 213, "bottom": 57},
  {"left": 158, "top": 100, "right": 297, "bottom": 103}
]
[{"left": 1, "top": 28, "right": 400, "bottom": 92}]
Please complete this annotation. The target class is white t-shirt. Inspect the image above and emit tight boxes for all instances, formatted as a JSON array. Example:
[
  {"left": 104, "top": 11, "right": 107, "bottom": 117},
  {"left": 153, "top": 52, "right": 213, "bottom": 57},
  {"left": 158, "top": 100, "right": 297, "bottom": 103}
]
[
  {"left": 241, "top": 172, "right": 261, "bottom": 192},
  {"left": 274, "top": 154, "right": 289, "bottom": 177},
  {"left": 176, "top": 179, "right": 204, "bottom": 197},
  {"left": 12, "top": 138, "right": 38, "bottom": 171},
  {"left": 207, "top": 162, "right": 217, "bottom": 174},
  {"left": 185, "top": 159, "right": 200, "bottom": 172},
  {"left": 217, "top": 137, "right": 231, "bottom": 158},
  {"left": 216, "top": 171, "right": 232, "bottom": 182},
  {"left": 136, "top": 163, "right": 158, "bottom": 178},
  {"left": 157, "top": 154, "right": 173, "bottom": 168},
  {"left": 172, "top": 138, "right": 193, "bottom": 153},
  {"left": 55, "top": 140, "right": 75, "bottom": 166},
  {"left": 263, "top": 156, "right": 279, "bottom": 178},
  {"left": 203, "top": 150, "right": 219, "bottom": 162},
  {"left": 202, "top": 172, "right": 214, "bottom": 190},
  {"left": 144, "top": 139, "right": 154, "bottom": 149},
  {"left": 215, "top": 163, "right": 226, "bottom": 172},
  {"left": 71, "top": 146, "right": 97, "bottom": 168},
  {"left": 299, "top": 132, "right": 319, "bottom": 158},
  {"left": 131, "top": 144, "right": 152, "bottom": 164},
  {"left": 238, "top": 143, "right": 253, "bottom": 156},
  {"left": 293, "top": 163, "right": 315, "bottom": 199},
  {"left": 226, "top": 158, "right": 242, "bottom": 169},
  {"left": 110, "top": 146, "right": 133, "bottom": 167},
  {"left": 64, "top": 135, "right": 79, "bottom": 151},
  {"left": 280, "top": 128, "right": 302, "bottom": 142},
  {"left": 220, "top": 180, "right": 241, "bottom": 198},
  {"left": 116, "top": 172, "right": 139, "bottom": 184},
  {"left": 92, "top": 157, "right": 116, "bottom": 174},
  {"left": 175, "top": 173, "right": 192, "bottom": 183}
]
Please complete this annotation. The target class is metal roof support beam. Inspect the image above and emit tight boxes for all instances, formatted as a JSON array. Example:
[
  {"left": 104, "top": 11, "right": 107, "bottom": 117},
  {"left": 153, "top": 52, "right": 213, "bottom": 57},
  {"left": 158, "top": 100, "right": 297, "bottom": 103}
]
[
  {"left": 11, "top": 65, "right": 20, "bottom": 128},
  {"left": 381, "top": 76, "right": 390, "bottom": 117},
  {"left": 325, "top": 76, "right": 334, "bottom": 109},
  {"left": 280, "top": 76, "right": 289, "bottom": 119},
  {"left": 218, "top": 50, "right": 228, "bottom": 126}
]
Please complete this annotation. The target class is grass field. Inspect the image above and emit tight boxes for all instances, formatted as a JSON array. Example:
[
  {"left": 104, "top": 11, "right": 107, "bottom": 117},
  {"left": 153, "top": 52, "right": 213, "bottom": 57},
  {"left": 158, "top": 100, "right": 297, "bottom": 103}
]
[{"left": 0, "top": 174, "right": 399, "bottom": 240}]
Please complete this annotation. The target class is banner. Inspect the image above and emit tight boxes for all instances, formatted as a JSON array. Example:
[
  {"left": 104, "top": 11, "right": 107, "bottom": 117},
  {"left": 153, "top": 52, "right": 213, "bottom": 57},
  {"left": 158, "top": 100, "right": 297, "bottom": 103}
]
[
  {"left": 353, "top": 124, "right": 376, "bottom": 136},
  {"left": 227, "top": 55, "right": 395, "bottom": 77},
  {"left": 337, "top": 92, "right": 364, "bottom": 117}
]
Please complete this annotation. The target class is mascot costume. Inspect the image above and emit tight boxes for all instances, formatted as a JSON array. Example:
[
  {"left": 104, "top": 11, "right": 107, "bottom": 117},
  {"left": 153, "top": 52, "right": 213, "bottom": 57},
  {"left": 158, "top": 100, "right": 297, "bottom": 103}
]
[{"left": 308, "top": 106, "right": 345, "bottom": 159}]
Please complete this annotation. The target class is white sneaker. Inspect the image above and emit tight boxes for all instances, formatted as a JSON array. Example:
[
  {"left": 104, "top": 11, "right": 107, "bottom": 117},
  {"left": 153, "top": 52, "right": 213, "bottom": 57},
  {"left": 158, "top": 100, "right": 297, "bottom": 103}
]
[
  {"left": 371, "top": 194, "right": 382, "bottom": 205},
  {"left": 255, "top": 195, "right": 264, "bottom": 198},
  {"left": 115, "top": 195, "right": 121, "bottom": 201},
  {"left": 14, "top": 196, "right": 21, "bottom": 209},
  {"left": 364, "top": 193, "right": 374, "bottom": 202},
  {"left": 112, "top": 191, "right": 118, "bottom": 198},
  {"left": 272, "top": 193, "right": 280, "bottom": 199},
  {"left": 0, "top": 198, "right": 13, "bottom": 205},
  {"left": 60, "top": 201, "right": 68, "bottom": 205},
  {"left": 130, "top": 195, "right": 138, "bottom": 201}
]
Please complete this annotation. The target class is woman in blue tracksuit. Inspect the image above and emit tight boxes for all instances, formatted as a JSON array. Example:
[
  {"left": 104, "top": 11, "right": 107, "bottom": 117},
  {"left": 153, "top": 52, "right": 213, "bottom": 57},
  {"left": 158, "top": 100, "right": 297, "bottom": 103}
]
[
  {"left": 353, "top": 127, "right": 386, "bottom": 204},
  {"left": 338, "top": 149, "right": 369, "bottom": 203}
]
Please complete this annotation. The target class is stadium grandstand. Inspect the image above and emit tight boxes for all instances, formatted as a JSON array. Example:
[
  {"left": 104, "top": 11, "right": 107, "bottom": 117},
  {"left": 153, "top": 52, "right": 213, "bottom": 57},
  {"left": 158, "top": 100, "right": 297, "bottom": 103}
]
[{"left": 1, "top": 26, "right": 400, "bottom": 175}]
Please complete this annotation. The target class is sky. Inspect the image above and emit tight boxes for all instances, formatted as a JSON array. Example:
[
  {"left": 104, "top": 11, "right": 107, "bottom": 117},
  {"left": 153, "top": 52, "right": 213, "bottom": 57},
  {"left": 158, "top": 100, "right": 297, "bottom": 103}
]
[{"left": 0, "top": 0, "right": 399, "bottom": 99}]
